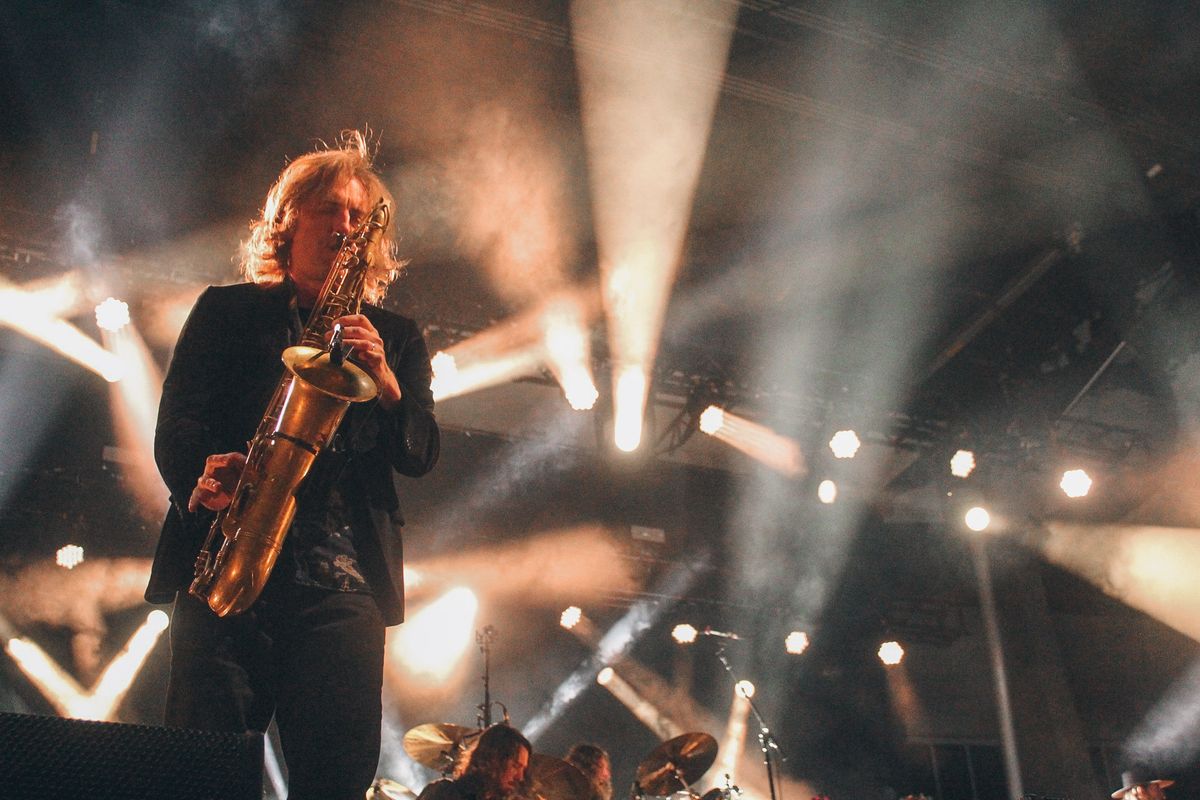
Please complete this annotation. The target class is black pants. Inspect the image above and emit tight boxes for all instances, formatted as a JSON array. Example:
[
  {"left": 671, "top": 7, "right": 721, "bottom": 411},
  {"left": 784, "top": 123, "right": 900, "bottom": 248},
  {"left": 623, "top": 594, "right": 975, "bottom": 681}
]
[{"left": 166, "top": 584, "right": 386, "bottom": 800}]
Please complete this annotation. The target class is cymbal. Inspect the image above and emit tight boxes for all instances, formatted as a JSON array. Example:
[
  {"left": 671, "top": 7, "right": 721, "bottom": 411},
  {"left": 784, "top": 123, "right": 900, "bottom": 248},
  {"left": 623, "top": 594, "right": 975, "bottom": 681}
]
[
  {"left": 402, "top": 722, "right": 481, "bottom": 772},
  {"left": 635, "top": 733, "right": 718, "bottom": 795},
  {"left": 370, "top": 778, "right": 418, "bottom": 800},
  {"left": 528, "top": 754, "right": 593, "bottom": 800}
]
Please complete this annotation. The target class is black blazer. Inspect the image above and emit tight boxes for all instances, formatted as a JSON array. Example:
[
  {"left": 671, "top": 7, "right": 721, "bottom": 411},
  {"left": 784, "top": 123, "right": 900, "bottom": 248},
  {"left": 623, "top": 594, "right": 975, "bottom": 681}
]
[{"left": 145, "top": 280, "right": 439, "bottom": 625}]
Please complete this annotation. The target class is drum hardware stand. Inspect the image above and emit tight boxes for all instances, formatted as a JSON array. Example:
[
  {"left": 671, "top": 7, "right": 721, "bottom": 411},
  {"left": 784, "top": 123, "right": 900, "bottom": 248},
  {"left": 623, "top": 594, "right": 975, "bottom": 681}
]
[
  {"left": 713, "top": 643, "right": 784, "bottom": 800},
  {"left": 476, "top": 625, "right": 509, "bottom": 728}
]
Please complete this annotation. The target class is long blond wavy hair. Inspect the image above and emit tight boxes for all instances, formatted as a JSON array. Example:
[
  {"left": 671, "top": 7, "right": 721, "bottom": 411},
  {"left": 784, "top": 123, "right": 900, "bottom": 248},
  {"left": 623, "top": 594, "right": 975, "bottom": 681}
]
[{"left": 239, "top": 130, "right": 404, "bottom": 304}]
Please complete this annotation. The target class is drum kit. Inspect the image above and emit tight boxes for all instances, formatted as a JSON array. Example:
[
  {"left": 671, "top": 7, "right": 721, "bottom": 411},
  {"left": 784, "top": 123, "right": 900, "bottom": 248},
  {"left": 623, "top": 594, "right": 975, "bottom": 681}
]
[
  {"left": 392, "top": 724, "right": 734, "bottom": 800},
  {"left": 379, "top": 628, "right": 743, "bottom": 800}
]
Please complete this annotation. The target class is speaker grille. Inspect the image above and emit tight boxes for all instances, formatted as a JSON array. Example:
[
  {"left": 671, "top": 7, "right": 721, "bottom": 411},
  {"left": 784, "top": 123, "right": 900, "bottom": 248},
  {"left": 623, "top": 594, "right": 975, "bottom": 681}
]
[{"left": 0, "top": 712, "right": 263, "bottom": 800}]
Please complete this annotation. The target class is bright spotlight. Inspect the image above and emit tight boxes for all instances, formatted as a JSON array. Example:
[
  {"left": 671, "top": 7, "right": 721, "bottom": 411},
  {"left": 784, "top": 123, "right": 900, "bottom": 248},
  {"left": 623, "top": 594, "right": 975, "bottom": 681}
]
[
  {"left": 878, "top": 640, "right": 905, "bottom": 666},
  {"left": 785, "top": 630, "right": 809, "bottom": 655},
  {"left": 389, "top": 587, "right": 479, "bottom": 681},
  {"left": 613, "top": 366, "right": 647, "bottom": 452},
  {"left": 94, "top": 297, "right": 130, "bottom": 332},
  {"left": 734, "top": 679, "right": 755, "bottom": 699},
  {"left": 1060, "top": 468, "right": 1093, "bottom": 498},
  {"left": 542, "top": 302, "right": 599, "bottom": 411},
  {"left": 698, "top": 405, "right": 725, "bottom": 435},
  {"left": 964, "top": 506, "right": 991, "bottom": 532},
  {"left": 55, "top": 545, "right": 84, "bottom": 569},
  {"left": 672, "top": 623, "right": 698, "bottom": 645},
  {"left": 560, "top": 606, "right": 583, "bottom": 629},
  {"left": 949, "top": 449, "right": 976, "bottom": 478},
  {"left": 429, "top": 351, "right": 460, "bottom": 400},
  {"left": 829, "top": 430, "right": 861, "bottom": 459},
  {"left": 596, "top": 666, "right": 615, "bottom": 686},
  {"left": 817, "top": 479, "right": 837, "bottom": 504}
]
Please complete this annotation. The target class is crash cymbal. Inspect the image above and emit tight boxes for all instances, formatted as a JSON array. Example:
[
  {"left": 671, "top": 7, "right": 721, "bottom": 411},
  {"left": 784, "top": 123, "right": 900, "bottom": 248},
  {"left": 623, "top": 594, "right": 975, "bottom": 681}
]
[
  {"left": 635, "top": 733, "right": 718, "bottom": 795},
  {"left": 528, "top": 754, "right": 593, "bottom": 800},
  {"left": 402, "top": 723, "right": 481, "bottom": 772}
]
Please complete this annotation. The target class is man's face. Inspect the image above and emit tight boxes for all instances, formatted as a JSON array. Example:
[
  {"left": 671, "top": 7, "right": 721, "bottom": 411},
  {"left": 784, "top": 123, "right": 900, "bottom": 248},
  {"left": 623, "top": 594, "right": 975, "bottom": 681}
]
[
  {"left": 498, "top": 747, "right": 529, "bottom": 795},
  {"left": 287, "top": 176, "right": 370, "bottom": 304},
  {"left": 1132, "top": 785, "right": 1167, "bottom": 800},
  {"left": 594, "top": 757, "right": 613, "bottom": 800}
]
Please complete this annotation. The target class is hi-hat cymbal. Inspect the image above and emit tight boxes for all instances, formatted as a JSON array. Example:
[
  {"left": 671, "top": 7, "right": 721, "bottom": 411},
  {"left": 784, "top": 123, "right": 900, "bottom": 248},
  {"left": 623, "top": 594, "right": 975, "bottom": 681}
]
[
  {"left": 635, "top": 733, "right": 718, "bottom": 795},
  {"left": 402, "top": 723, "right": 481, "bottom": 772},
  {"left": 528, "top": 754, "right": 593, "bottom": 800}
]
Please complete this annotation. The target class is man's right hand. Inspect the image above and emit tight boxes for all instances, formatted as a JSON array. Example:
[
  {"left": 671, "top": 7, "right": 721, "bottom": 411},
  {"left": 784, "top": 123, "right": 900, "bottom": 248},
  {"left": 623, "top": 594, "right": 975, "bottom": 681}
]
[{"left": 187, "top": 452, "right": 248, "bottom": 512}]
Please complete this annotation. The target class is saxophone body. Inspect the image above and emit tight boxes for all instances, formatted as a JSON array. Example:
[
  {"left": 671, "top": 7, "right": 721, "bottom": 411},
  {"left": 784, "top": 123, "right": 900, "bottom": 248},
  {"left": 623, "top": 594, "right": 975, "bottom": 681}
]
[{"left": 189, "top": 201, "right": 390, "bottom": 617}]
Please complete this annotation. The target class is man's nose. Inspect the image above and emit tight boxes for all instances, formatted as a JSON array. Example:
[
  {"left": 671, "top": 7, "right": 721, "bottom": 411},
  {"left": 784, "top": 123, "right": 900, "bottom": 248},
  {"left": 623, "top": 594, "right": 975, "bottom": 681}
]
[{"left": 334, "top": 208, "right": 357, "bottom": 234}]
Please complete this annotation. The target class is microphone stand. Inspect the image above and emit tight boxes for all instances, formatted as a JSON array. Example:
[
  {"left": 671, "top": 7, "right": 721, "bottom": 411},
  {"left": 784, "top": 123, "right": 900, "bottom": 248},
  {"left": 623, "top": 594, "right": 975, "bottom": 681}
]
[
  {"left": 476, "top": 625, "right": 509, "bottom": 729},
  {"left": 713, "top": 643, "right": 784, "bottom": 800}
]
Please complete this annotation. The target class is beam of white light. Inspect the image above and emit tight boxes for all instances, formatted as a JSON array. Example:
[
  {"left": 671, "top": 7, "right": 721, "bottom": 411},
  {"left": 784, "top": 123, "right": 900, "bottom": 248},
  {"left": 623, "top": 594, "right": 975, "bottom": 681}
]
[
  {"left": 523, "top": 554, "right": 708, "bottom": 743},
  {"left": 541, "top": 300, "right": 598, "bottom": 411},
  {"left": 11, "top": 271, "right": 87, "bottom": 318},
  {"left": 715, "top": 684, "right": 751, "bottom": 788},
  {"left": 613, "top": 366, "right": 646, "bottom": 451},
  {"left": 102, "top": 323, "right": 167, "bottom": 521},
  {"left": 0, "top": 283, "right": 124, "bottom": 381},
  {"left": 3, "top": 609, "right": 168, "bottom": 721},
  {"left": 699, "top": 407, "right": 805, "bottom": 477},
  {"left": 1042, "top": 522, "right": 1200, "bottom": 642},
  {"left": 595, "top": 665, "right": 684, "bottom": 741},
  {"left": 571, "top": 0, "right": 737, "bottom": 455},
  {"left": 1123, "top": 656, "right": 1200, "bottom": 768},
  {"left": 388, "top": 587, "right": 479, "bottom": 681},
  {"left": 430, "top": 346, "right": 543, "bottom": 401},
  {"left": 72, "top": 610, "right": 169, "bottom": 720},
  {"left": 4, "top": 637, "right": 89, "bottom": 717}
]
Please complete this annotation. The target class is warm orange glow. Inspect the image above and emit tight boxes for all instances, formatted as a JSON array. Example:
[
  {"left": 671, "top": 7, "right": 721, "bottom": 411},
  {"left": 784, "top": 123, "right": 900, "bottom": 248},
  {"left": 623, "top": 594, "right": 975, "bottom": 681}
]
[
  {"left": 1042, "top": 522, "right": 1200, "bottom": 642},
  {"left": 700, "top": 407, "right": 805, "bottom": 477},
  {"left": 388, "top": 588, "right": 479, "bottom": 681}
]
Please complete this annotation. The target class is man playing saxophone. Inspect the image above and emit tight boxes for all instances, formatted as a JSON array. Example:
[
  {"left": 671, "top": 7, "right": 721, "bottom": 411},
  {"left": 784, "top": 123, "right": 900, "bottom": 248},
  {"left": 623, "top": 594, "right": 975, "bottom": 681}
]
[{"left": 145, "top": 131, "right": 440, "bottom": 800}]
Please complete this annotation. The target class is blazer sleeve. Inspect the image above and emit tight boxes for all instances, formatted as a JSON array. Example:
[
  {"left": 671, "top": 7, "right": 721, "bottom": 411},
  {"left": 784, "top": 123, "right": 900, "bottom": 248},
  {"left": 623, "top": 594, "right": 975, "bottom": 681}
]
[
  {"left": 376, "top": 315, "right": 440, "bottom": 477},
  {"left": 154, "top": 287, "right": 227, "bottom": 514}
]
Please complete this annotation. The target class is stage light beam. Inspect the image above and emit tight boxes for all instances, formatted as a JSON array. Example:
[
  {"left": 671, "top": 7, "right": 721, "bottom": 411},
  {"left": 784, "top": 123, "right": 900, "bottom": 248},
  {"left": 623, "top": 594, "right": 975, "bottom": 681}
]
[
  {"left": 1060, "top": 468, "right": 1093, "bottom": 498},
  {"left": 950, "top": 449, "right": 976, "bottom": 478},
  {"left": 878, "top": 640, "right": 905, "bottom": 666},
  {"left": 785, "top": 630, "right": 809, "bottom": 655},
  {"left": 388, "top": 587, "right": 478, "bottom": 681},
  {"left": 56, "top": 545, "right": 85, "bottom": 569},
  {"left": 829, "top": 430, "right": 861, "bottom": 459},
  {"left": 699, "top": 407, "right": 805, "bottom": 477},
  {"left": 571, "top": 0, "right": 737, "bottom": 458},
  {"left": 965, "top": 506, "right": 991, "bottom": 532},
  {"left": 672, "top": 623, "right": 698, "bottom": 645}
]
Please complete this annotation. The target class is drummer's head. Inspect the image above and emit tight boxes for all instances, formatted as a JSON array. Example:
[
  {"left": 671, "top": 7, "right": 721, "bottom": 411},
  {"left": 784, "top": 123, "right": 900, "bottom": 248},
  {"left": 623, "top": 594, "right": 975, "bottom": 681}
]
[
  {"left": 465, "top": 724, "right": 532, "bottom": 797},
  {"left": 565, "top": 743, "right": 612, "bottom": 800}
]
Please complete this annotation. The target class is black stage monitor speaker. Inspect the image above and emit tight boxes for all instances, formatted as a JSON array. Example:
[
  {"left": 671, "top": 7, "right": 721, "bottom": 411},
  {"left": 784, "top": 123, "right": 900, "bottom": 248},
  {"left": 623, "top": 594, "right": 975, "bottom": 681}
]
[{"left": 0, "top": 711, "right": 263, "bottom": 800}]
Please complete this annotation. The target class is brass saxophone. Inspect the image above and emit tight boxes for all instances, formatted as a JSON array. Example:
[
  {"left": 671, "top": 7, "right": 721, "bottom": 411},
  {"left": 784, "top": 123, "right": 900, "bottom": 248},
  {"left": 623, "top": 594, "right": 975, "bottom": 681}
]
[{"left": 189, "top": 200, "right": 390, "bottom": 616}]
